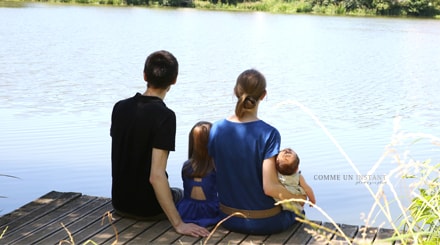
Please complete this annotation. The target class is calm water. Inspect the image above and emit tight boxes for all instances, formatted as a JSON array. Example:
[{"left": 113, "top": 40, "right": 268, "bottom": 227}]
[{"left": 1, "top": 3, "right": 440, "bottom": 228}]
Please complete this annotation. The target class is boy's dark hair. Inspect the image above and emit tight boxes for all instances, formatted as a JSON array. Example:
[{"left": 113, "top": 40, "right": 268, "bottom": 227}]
[{"left": 144, "top": 50, "right": 179, "bottom": 89}]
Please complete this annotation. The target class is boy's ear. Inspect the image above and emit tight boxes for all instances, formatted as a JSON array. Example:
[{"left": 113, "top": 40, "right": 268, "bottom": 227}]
[{"left": 143, "top": 72, "right": 148, "bottom": 82}]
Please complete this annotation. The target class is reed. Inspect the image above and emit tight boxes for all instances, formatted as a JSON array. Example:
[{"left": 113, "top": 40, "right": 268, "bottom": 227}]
[
  {"left": 272, "top": 99, "right": 440, "bottom": 244},
  {"left": 0, "top": 227, "right": 7, "bottom": 240},
  {"left": 58, "top": 211, "right": 117, "bottom": 245}
]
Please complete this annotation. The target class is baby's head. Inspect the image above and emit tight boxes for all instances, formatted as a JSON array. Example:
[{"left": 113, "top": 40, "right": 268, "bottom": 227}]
[{"left": 276, "top": 148, "right": 300, "bottom": 176}]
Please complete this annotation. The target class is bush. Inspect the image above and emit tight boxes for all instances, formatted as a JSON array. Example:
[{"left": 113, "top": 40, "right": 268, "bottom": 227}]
[
  {"left": 126, "top": 0, "right": 149, "bottom": 5},
  {"left": 401, "top": 0, "right": 438, "bottom": 15},
  {"left": 397, "top": 160, "right": 440, "bottom": 244},
  {"left": 296, "top": 1, "right": 313, "bottom": 12}
]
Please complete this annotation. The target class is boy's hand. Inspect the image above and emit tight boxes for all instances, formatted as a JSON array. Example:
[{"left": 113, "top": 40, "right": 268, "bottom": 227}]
[{"left": 175, "top": 222, "right": 210, "bottom": 237}]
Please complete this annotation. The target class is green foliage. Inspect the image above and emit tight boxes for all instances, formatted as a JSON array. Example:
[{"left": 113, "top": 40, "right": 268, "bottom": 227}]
[
  {"left": 344, "top": 0, "right": 371, "bottom": 10},
  {"left": 158, "top": 0, "right": 193, "bottom": 7},
  {"left": 398, "top": 161, "right": 440, "bottom": 244},
  {"left": 193, "top": 0, "right": 440, "bottom": 16},
  {"left": 401, "top": 0, "right": 437, "bottom": 15},
  {"left": 126, "top": 0, "right": 149, "bottom": 5},
  {"left": 295, "top": 1, "right": 313, "bottom": 12},
  {"left": 28, "top": 0, "right": 440, "bottom": 16},
  {"left": 372, "top": 0, "right": 399, "bottom": 15},
  {"left": 334, "top": 3, "right": 347, "bottom": 13}
]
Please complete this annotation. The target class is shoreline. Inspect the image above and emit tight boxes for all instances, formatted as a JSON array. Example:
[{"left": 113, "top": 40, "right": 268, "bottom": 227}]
[{"left": 10, "top": 0, "right": 440, "bottom": 19}]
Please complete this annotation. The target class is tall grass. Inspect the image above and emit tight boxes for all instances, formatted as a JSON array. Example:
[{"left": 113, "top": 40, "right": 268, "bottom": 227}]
[
  {"left": 58, "top": 212, "right": 117, "bottom": 245},
  {"left": 0, "top": 227, "right": 7, "bottom": 240},
  {"left": 268, "top": 99, "right": 440, "bottom": 244}
]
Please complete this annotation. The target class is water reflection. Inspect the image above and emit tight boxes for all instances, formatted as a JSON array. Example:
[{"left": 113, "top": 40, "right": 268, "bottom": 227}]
[{"left": 1, "top": 4, "right": 439, "bottom": 227}]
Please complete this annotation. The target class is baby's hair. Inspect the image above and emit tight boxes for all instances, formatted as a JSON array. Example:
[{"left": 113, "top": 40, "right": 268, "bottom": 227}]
[
  {"left": 276, "top": 152, "right": 300, "bottom": 176},
  {"left": 183, "top": 121, "right": 214, "bottom": 178}
]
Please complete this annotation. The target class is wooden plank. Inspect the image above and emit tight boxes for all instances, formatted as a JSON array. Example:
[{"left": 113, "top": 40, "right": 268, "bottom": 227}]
[
  {"left": 330, "top": 223, "right": 359, "bottom": 244},
  {"left": 172, "top": 228, "right": 204, "bottom": 245},
  {"left": 147, "top": 221, "right": 183, "bottom": 244},
  {"left": 286, "top": 220, "right": 321, "bottom": 244},
  {"left": 352, "top": 226, "right": 377, "bottom": 244},
  {"left": 128, "top": 219, "right": 173, "bottom": 244},
  {"left": 62, "top": 210, "right": 122, "bottom": 244},
  {"left": 240, "top": 234, "right": 268, "bottom": 244},
  {"left": 79, "top": 216, "right": 138, "bottom": 245},
  {"left": 216, "top": 228, "right": 247, "bottom": 244},
  {"left": 7, "top": 195, "right": 96, "bottom": 244},
  {"left": 0, "top": 191, "right": 65, "bottom": 227},
  {"left": 37, "top": 197, "right": 112, "bottom": 244},
  {"left": 262, "top": 221, "right": 301, "bottom": 245},
  {"left": 0, "top": 192, "right": 397, "bottom": 245},
  {"left": 373, "top": 228, "right": 395, "bottom": 245},
  {"left": 0, "top": 191, "right": 81, "bottom": 243},
  {"left": 101, "top": 220, "right": 156, "bottom": 245},
  {"left": 55, "top": 201, "right": 115, "bottom": 244},
  {"left": 201, "top": 225, "right": 230, "bottom": 245},
  {"left": 173, "top": 235, "right": 204, "bottom": 245},
  {"left": 308, "top": 222, "right": 338, "bottom": 244}
]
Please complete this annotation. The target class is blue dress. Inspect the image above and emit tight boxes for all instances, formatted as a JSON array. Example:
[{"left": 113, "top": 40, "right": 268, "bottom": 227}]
[
  {"left": 176, "top": 160, "right": 221, "bottom": 227},
  {"left": 208, "top": 119, "right": 297, "bottom": 235}
]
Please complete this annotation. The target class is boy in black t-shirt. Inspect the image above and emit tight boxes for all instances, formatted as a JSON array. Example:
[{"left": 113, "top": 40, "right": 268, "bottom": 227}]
[{"left": 111, "top": 50, "right": 209, "bottom": 237}]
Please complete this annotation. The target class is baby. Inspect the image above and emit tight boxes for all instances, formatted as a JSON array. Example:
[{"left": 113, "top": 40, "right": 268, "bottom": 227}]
[{"left": 275, "top": 148, "right": 316, "bottom": 213}]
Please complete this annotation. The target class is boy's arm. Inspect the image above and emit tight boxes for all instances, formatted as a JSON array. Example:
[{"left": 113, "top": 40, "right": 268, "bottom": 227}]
[
  {"left": 149, "top": 148, "right": 209, "bottom": 237},
  {"left": 299, "top": 174, "right": 316, "bottom": 206}
]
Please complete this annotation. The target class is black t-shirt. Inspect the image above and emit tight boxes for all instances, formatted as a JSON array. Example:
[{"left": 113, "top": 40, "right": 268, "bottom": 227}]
[{"left": 110, "top": 93, "right": 176, "bottom": 217}]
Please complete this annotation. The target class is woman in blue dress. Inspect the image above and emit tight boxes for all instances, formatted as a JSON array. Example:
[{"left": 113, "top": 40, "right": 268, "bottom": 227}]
[
  {"left": 208, "top": 69, "right": 306, "bottom": 235},
  {"left": 176, "top": 121, "right": 221, "bottom": 227}
]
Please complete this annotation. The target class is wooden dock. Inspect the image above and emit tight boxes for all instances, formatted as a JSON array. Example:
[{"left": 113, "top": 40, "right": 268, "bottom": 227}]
[{"left": 0, "top": 191, "right": 396, "bottom": 244}]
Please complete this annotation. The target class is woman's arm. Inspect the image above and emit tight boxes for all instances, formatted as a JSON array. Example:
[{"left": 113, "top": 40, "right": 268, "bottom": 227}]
[{"left": 262, "top": 156, "right": 307, "bottom": 203}]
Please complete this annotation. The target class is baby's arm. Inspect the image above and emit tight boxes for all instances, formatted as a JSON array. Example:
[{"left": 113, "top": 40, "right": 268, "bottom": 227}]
[{"left": 299, "top": 174, "right": 316, "bottom": 206}]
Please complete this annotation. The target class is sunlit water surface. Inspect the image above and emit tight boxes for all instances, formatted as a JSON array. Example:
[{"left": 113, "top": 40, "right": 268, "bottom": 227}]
[{"left": 1, "top": 3, "right": 440, "bottom": 228}]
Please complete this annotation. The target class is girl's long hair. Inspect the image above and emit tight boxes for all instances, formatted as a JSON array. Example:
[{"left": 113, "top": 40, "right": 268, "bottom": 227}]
[{"left": 183, "top": 121, "right": 215, "bottom": 178}]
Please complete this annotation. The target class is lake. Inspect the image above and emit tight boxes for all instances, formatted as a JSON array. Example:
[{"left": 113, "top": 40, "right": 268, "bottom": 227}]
[{"left": 1, "top": 2, "right": 439, "bottom": 228}]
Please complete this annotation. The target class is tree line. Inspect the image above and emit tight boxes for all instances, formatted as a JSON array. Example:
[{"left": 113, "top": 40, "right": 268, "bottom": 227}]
[{"left": 35, "top": 0, "right": 440, "bottom": 17}]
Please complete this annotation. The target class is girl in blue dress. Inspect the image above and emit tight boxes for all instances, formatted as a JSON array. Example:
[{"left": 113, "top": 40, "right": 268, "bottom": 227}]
[{"left": 176, "top": 121, "right": 221, "bottom": 227}]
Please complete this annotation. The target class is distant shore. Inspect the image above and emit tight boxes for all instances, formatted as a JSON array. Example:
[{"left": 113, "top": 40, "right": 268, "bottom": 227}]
[{"left": 11, "top": 0, "right": 440, "bottom": 18}]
